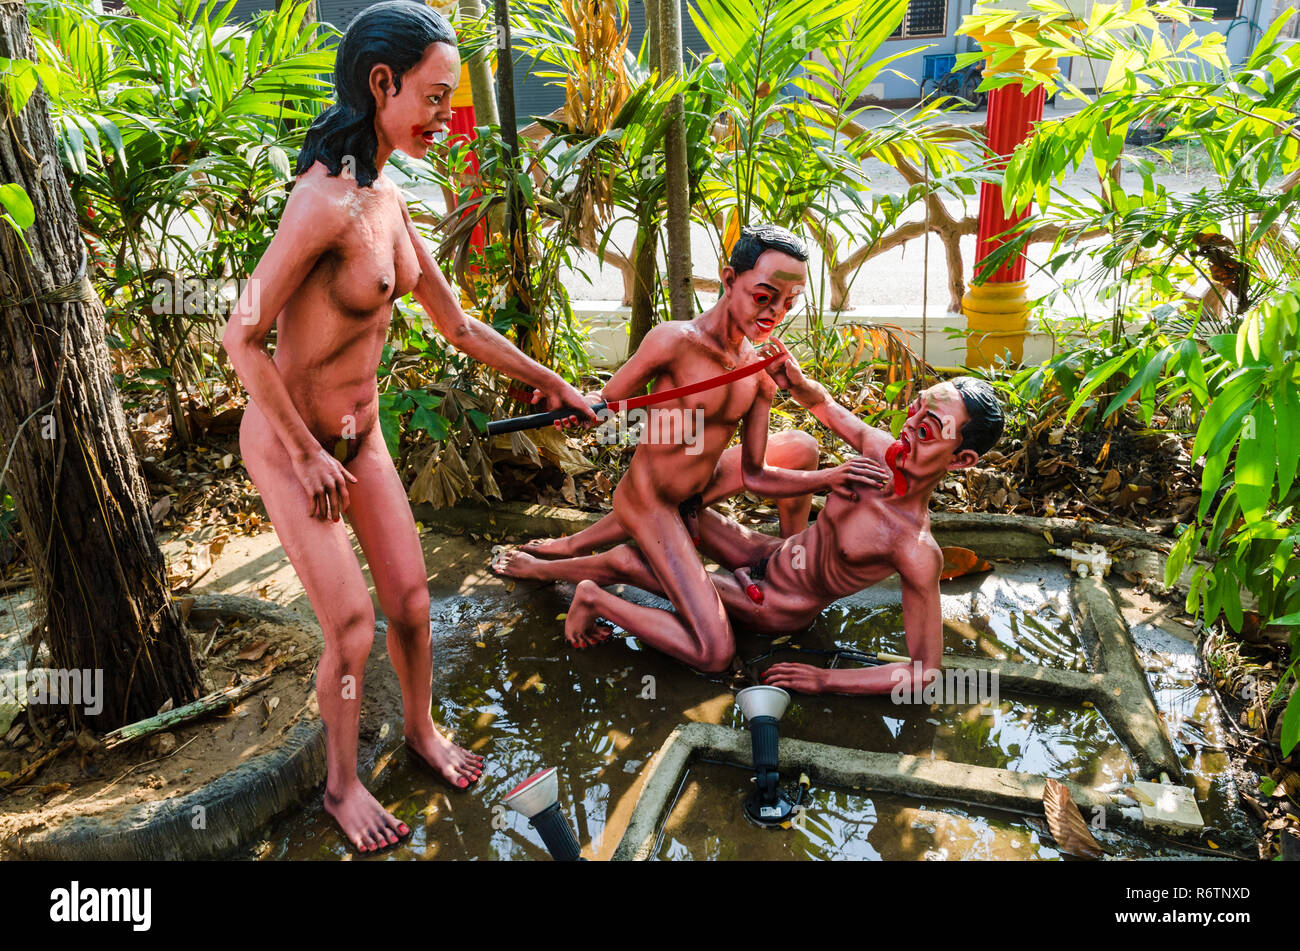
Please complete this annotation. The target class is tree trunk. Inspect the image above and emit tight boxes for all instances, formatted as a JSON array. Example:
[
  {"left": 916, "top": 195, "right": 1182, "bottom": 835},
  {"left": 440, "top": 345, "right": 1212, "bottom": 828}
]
[
  {"left": 628, "top": 217, "right": 658, "bottom": 354},
  {"left": 492, "top": 0, "right": 534, "bottom": 338},
  {"left": 275, "top": 0, "right": 317, "bottom": 28},
  {"left": 0, "top": 6, "right": 201, "bottom": 731},
  {"left": 644, "top": 0, "right": 660, "bottom": 71},
  {"left": 659, "top": 0, "right": 692, "bottom": 322}
]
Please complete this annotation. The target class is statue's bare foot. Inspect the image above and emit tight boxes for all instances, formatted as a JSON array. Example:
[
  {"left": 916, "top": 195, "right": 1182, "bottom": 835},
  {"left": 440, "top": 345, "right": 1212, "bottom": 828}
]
[
  {"left": 490, "top": 546, "right": 551, "bottom": 580},
  {"left": 404, "top": 722, "right": 485, "bottom": 790},
  {"left": 520, "top": 536, "right": 577, "bottom": 558},
  {"left": 565, "top": 579, "right": 615, "bottom": 649},
  {"left": 324, "top": 780, "right": 411, "bottom": 854}
]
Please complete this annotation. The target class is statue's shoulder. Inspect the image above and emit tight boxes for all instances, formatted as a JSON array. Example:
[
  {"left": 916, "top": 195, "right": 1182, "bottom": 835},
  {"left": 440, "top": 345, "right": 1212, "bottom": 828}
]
[
  {"left": 896, "top": 527, "right": 943, "bottom": 582},
  {"left": 284, "top": 164, "right": 355, "bottom": 227}
]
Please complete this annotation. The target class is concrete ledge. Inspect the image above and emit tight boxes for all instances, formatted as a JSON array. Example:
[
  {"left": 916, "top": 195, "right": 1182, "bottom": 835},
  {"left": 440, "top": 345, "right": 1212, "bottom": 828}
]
[
  {"left": 412, "top": 500, "right": 599, "bottom": 540},
  {"left": 1075, "top": 575, "right": 1183, "bottom": 781},
  {"left": 612, "top": 722, "right": 1192, "bottom": 861},
  {"left": 4, "top": 595, "right": 326, "bottom": 861},
  {"left": 415, "top": 500, "right": 1177, "bottom": 560}
]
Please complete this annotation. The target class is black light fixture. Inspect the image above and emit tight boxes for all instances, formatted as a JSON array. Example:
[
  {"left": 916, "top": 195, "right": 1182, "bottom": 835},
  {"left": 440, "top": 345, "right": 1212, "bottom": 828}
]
[
  {"left": 735, "top": 685, "right": 796, "bottom": 828},
  {"left": 503, "top": 767, "right": 584, "bottom": 861}
]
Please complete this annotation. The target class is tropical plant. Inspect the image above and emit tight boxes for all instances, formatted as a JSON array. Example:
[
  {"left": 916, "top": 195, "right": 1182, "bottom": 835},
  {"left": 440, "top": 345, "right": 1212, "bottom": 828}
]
[
  {"left": 26, "top": 0, "right": 337, "bottom": 441},
  {"left": 957, "top": 0, "right": 1300, "bottom": 754}
]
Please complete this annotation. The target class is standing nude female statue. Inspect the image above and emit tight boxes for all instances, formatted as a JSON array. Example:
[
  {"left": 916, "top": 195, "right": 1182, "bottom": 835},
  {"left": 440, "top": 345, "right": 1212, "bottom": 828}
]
[{"left": 222, "top": 0, "right": 593, "bottom": 853}]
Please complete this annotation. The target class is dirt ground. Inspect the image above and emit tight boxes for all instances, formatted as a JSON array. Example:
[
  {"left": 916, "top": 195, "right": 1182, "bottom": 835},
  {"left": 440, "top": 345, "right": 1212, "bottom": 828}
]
[
  {"left": 0, "top": 517, "right": 514, "bottom": 854},
  {"left": 0, "top": 600, "right": 320, "bottom": 848}
]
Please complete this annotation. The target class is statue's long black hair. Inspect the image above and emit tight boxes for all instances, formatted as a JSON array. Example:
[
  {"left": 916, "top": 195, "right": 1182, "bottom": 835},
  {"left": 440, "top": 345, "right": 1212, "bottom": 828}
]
[{"left": 294, "top": 0, "right": 457, "bottom": 188}]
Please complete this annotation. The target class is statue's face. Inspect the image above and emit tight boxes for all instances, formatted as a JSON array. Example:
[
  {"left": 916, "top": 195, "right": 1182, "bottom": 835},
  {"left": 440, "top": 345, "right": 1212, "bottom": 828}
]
[
  {"left": 371, "top": 41, "right": 460, "bottom": 160},
  {"left": 721, "top": 250, "right": 806, "bottom": 343},
  {"left": 884, "top": 382, "right": 975, "bottom": 497}
]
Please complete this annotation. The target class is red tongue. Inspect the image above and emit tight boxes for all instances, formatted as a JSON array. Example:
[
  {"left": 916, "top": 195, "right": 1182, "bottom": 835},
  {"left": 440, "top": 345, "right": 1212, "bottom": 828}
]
[{"left": 885, "top": 441, "right": 909, "bottom": 497}]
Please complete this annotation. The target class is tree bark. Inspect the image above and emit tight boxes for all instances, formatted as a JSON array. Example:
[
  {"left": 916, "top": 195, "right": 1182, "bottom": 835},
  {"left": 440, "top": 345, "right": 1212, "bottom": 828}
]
[
  {"left": 0, "top": 6, "right": 201, "bottom": 731},
  {"left": 659, "top": 0, "right": 692, "bottom": 321},
  {"left": 492, "top": 0, "right": 533, "bottom": 335},
  {"left": 275, "top": 0, "right": 317, "bottom": 27},
  {"left": 644, "top": 0, "right": 660, "bottom": 71},
  {"left": 628, "top": 217, "right": 659, "bottom": 353}
]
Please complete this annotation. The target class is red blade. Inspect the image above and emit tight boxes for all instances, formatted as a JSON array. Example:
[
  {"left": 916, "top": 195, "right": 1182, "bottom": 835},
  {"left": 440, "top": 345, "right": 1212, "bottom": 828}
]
[{"left": 608, "top": 351, "right": 784, "bottom": 413}]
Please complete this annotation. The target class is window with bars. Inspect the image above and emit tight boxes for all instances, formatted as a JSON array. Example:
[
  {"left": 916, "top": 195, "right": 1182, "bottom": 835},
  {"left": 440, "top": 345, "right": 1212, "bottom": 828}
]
[{"left": 890, "top": 0, "right": 949, "bottom": 38}]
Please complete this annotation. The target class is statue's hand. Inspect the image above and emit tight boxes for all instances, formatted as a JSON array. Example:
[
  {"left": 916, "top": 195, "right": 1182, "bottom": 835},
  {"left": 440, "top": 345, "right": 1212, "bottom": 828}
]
[
  {"left": 761, "top": 662, "right": 828, "bottom": 694},
  {"left": 826, "top": 456, "right": 889, "bottom": 501},
  {"left": 531, "top": 378, "right": 599, "bottom": 430},
  {"left": 291, "top": 446, "right": 358, "bottom": 522},
  {"left": 762, "top": 337, "right": 811, "bottom": 395}
]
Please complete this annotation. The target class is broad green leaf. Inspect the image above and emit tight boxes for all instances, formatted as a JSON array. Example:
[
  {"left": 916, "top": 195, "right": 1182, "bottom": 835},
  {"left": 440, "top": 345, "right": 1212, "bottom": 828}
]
[
  {"left": 1277, "top": 379, "right": 1300, "bottom": 500},
  {"left": 1281, "top": 687, "right": 1300, "bottom": 757},
  {"left": 1237, "top": 402, "right": 1276, "bottom": 521},
  {"left": 0, "top": 183, "right": 34, "bottom": 231}
]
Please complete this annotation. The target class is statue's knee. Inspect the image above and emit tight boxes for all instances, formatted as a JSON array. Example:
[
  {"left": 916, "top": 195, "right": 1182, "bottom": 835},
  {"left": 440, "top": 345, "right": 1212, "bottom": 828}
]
[
  {"left": 323, "top": 603, "right": 375, "bottom": 660},
  {"left": 787, "top": 430, "right": 820, "bottom": 469},
  {"left": 610, "top": 545, "right": 642, "bottom": 575},
  {"left": 695, "top": 645, "right": 733, "bottom": 674},
  {"left": 693, "top": 629, "right": 735, "bottom": 673},
  {"left": 386, "top": 587, "right": 431, "bottom": 637}
]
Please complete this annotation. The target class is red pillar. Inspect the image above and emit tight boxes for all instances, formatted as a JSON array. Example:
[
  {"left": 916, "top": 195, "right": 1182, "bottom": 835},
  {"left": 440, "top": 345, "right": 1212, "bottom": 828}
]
[
  {"left": 961, "top": 79, "right": 1049, "bottom": 367},
  {"left": 446, "top": 63, "right": 486, "bottom": 275},
  {"left": 975, "top": 82, "right": 1045, "bottom": 283}
]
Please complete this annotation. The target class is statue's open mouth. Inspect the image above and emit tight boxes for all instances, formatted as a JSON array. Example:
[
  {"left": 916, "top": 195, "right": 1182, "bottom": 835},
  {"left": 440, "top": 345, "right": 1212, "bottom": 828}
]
[{"left": 884, "top": 434, "right": 909, "bottom": 497}]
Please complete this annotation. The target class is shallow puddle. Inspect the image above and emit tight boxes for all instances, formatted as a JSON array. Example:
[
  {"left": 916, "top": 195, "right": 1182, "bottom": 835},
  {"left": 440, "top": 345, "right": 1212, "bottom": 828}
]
[
  {"left": 655, "top": 761, "right": 1075, "bottom": 861},
  {"left": 1128, "top": 618, "right": 1256, "bottom": 853},
  {"left": 260, "top": 559, "right": 1237, "bottom": 860}
]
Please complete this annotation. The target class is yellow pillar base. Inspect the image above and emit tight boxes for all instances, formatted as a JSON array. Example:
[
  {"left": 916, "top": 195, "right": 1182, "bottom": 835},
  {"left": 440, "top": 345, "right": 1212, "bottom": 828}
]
[{"left": 962, "top": 281, "right": 1029, "bottom": 368}]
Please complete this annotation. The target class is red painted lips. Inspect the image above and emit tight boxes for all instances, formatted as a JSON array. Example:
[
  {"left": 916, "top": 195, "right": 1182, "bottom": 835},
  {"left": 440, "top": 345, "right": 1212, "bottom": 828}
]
[{"left": 885, "top": 436, "right": 909, "bottom": 497}]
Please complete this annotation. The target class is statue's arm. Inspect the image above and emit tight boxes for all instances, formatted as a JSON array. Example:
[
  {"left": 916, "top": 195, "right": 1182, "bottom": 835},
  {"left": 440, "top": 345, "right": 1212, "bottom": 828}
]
[
  {"left": 765, "top": 340, "right": 894, "bottom": 458},
  {"left": 402, "top": 200, "right": 588, "bottom": 418},
  {"left": 221, "top": 182, "right": 340, "bottom": 464}
]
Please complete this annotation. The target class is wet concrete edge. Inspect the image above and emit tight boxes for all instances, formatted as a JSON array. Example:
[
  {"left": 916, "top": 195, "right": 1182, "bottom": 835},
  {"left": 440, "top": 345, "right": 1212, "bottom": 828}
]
[
  {"left": 414, "top": 502, "right": 1174, "bottom": 554},
  {"left": 4, "top": 595, "right": 326, "bottom": 861},
  {"left": 611, "top": 722, "right": 1180, "bottom": 862}
]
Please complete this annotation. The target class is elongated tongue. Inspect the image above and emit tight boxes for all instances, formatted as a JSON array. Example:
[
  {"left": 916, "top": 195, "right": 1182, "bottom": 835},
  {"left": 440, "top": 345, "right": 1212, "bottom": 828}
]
[{"left": 885, "top": 441, "right": 909, "bottom": 497}]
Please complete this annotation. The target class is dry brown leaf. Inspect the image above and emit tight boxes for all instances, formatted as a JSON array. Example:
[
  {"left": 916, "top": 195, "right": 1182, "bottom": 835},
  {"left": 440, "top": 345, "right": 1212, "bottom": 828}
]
[
  {"left": 940, "top": 547, "right": 992, "bottom": 581},
  {"left": 150, "top": 495, "right": 172, "bottom": 522},
  {"left": 1043, "top": 777, "right": 1105, "bottom": 859},
  {"left": 208, "top": 534, "right": 229, "bottom": 560},
  {"left": 236, "top": 639, "right": 271, "bottom": 662},
  {"left": 1271, "top": 769, "right": 1300, "bottom": 798},
  {"left": 526, "top": 425, "right": 595, "bottom": 475}
]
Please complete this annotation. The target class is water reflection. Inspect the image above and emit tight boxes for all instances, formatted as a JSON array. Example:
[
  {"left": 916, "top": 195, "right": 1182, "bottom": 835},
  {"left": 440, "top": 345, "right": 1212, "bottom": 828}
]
[{"left": 261, "top": 565, "right": 1228, "bottom": 860}]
